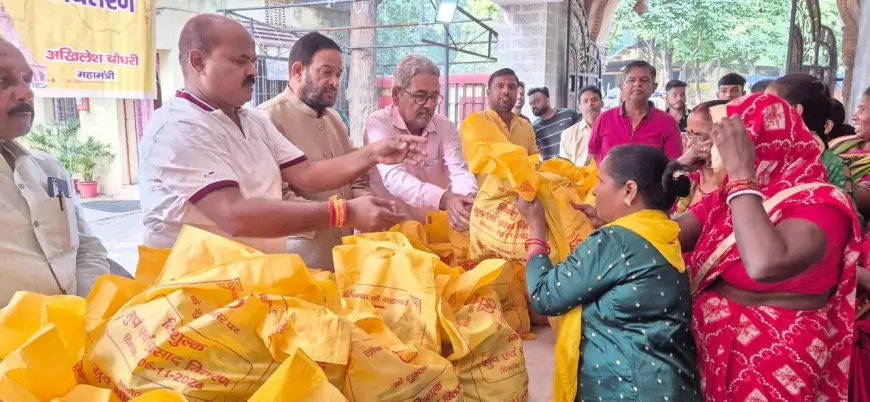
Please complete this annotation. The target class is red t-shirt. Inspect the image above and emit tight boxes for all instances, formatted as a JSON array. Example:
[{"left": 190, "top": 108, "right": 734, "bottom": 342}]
[{"left": 588, "top": 102, "right": 683, "bottom": 164}]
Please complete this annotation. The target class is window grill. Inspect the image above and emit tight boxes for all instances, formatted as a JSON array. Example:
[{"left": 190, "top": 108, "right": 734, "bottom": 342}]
[{"left": 52, "top": 98, "right": 78, "bottom": 123}]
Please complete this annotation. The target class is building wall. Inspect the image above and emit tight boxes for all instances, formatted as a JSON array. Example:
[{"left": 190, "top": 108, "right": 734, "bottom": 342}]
[
  {"left": 497, "top": 2, "right": 569, "bottom": 115},
  {"left": 78, "top": 99, "right": 128, "bottom": 195}
]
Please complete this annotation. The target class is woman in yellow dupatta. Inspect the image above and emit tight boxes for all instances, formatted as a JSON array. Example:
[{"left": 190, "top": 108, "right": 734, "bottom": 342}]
[{"left": 516, "top": 144, "right": 701, "bottom": 401}]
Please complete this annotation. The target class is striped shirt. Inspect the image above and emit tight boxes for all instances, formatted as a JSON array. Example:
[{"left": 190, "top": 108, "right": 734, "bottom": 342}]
[{"left": 532, "top": 108, "right": 581, "bottom": 159}]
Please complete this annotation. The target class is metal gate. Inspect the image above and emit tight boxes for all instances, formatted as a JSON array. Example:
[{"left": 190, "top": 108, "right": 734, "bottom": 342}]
[
  {"left": 565, "top": 0, "right": 602, "bottom": 111},
  {"left": 786, "top": 0, "right": 837, "bottom": 89},
  {"left": 445, "top": 83, "right": 487, "bottom": 125}
]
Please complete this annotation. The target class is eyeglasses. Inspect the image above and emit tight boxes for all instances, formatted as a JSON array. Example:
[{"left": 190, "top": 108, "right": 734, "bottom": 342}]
[{"left": 403, "top": 89, "right": 443, "bottom": 105}]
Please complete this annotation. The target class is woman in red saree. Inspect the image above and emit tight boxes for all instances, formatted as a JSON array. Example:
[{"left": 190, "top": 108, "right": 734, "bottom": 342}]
[{"left": 682, "top": 93, "right": 862, "bottom": 401}]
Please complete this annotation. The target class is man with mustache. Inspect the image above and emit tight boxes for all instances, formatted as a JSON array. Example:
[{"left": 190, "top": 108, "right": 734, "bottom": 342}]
[
  {"left": 363, "top": 55, "right": 477, "bottom": 231},
  {"left": 586, "top": 60, "right": 682, "bottom": 164},
  {"left": 140, "top": 15, "right": 427, "bottom": 254},
  {"left": 461, "top": 68, "right": 538, "bottom": 156},
  {"left": 257, "top": 32, "right": 371, "bottom": 270},
  {"left": 664, "top": 79, "right": 689, "bottom": 133},
  {"left": 559, "top": 85, "right": 603, "bottom": 165},
  {"left": 0, "top": 38, "right": 109, "bottom": 305}
]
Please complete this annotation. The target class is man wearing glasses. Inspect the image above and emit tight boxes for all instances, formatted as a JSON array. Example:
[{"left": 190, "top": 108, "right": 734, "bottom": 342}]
[
  {"left": 586, "top": 60, "right": 682, "bottom": 165},
  {"left": 364, "top": 55, "right": 477, "bottom": 232}
]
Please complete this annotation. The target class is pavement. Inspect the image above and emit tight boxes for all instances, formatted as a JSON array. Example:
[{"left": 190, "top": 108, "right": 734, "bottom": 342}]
[
  {"left": 82, "top": 201, "right": 142, "bottom": 276},
  {"left": 80, "top": 196, "right": 556, "bottom": 397}
]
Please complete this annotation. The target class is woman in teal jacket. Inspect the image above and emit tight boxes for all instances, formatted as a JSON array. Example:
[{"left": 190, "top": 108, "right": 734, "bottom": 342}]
[{"left": 517, "top": 144, "right": 701, "bottom": 401}]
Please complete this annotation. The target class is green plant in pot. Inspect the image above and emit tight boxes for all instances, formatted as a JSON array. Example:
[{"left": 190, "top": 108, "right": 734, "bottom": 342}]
[
  {"left": 24, "top": 118, "right": 81, "bottom": 173},
  {"left": 73, "top": 137, "right": 115, "bottom": 199}
]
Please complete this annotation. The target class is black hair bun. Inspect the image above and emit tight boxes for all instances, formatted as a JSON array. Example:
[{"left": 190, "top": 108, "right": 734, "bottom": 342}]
[{"left": 662, "top": 160, "right": 692, "bottom": 199}]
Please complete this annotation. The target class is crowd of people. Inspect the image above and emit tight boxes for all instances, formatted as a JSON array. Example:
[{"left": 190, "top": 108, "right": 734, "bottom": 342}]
[{"left": 2, "top": 11, "right": 870, "bottom": 401}]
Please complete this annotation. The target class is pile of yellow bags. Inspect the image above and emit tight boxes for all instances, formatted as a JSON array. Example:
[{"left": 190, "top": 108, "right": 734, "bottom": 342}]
[
  {"left": 389, "top": 212, "right": 534, "bottom": 339},
  {"left": 0, "top": 225, "right": 528, "bottom": 401}
]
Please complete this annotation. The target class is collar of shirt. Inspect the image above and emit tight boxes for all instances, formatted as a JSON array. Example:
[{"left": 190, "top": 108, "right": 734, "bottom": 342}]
[
  {"left": 483, "top": 108, "right": 522, "bottom": 132},
  {"left": 665, "top": 106, "right": 689, "bottom": 118},
  {"left": 283, "top": 86, "right": 328, "bottom": 119},
  {"left": 619, "top": 101, "right": 655, "bottom": 120},
  {"left": 577, "top": 117, "right": 592, "bottom": 130},
  {"left": 176, "top": 89, "right": 249, "bottom": 118},
  {"left": 389, "top": 104, "right": 437, "bottom": 137},
  {"left": 2, "top": 139, "right": 30, "bottom": 159}
]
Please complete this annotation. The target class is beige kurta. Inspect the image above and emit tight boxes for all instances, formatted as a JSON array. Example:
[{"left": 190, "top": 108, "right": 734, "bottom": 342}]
[{"left": 258, "top": 87, "right": 371, "bottom": 270}]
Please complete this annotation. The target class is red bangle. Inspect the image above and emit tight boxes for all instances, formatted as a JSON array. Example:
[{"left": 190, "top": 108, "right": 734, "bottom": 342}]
[
  {"left": 724, "top": 179, "right": 758, "bottom": 194},
  {"left": 524, "top": 239, "right": 549, "bottom": 251},
  {"left": 337, "top": 199, "right": 347, "bottom": 228},
  {"left": 328, "top": 200, "right": 337, "bottom": 227},
  {"left": 328, "top": 196, "right": 348, "bottom": 228},
  {"left": 726, "top": 183, "right": 758, "bottom": 195}
]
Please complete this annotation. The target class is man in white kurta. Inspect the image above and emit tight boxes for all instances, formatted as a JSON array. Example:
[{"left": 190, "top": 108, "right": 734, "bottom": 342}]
[{"left": 0, "top": 39, "right": 109, "bottom": 305}]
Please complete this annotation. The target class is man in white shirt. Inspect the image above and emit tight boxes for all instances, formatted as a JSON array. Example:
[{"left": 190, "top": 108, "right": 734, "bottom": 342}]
[
  {"left": 140, "top": 14, "right": 427, "bottom": 253},
  {"left": 0, "top": 39, "right": 109, "bottom": 305},
  {"left": 559, "top": 85, "right": 603, "bottom": 165}
]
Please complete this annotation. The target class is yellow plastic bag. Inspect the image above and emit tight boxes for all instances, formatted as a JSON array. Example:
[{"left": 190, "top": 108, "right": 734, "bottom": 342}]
[
  {"left": 0, "top": 323, "right": 80, "bottom": 401},
  {"left": 0, "top": 291, "right": 192, "bottom": 402},
  {"left": 86, "top": 226, "right": 352, "bottom": 401},
  {"left": 135, "top": 246, "right": 171, "bottom": 286},
  {"left": 423, "top": 211, "right": 475, "bottom": 270},
  {"left": 84, "top": 275, "right": 150, "bottom": 354},
  {"left": 248, "top": 347, "right": 346, "bottom": 401},
  {"left": 489, "top": 261, "right": 532, "bottom": 339},
  {"left": 340, "top": 299, "right": 461, "bottom": 401},
  {"left": 0, "top": 292, "right": 86, "bottom": 361},
  {"left": 468, "top": 147, "right": 596, "bottom": 264},
  {"left": 51, "top": 384, "right": 188, "bottom": 401},
  {"left": 440, "top": 260, "right": 529, "bottom": 401},
  {"left": 334, "top": 234, "right": 440, "bottom": 351},
  {"left": 390, "top": 219, "right": 532, "bottom": 338}
]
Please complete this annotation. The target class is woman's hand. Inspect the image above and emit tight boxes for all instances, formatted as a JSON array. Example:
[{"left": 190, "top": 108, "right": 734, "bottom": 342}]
[
  {"left": 710, "top": 115, "right": 756, "bottom": 180},
  {"left": 572, "top": 202, "right": 605, "bottom": 229},
  {"left": 516, "top": 197, "right": 549, "bottom": 240},
  {"left": 516, "top": 196, "right": 545, "bottom": 224},
  {"left": 677, "top": 135, "right": 713, "bottom": 171}
]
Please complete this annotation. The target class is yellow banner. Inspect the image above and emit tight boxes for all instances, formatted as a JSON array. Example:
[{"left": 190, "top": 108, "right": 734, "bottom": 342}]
[{"left": 3, "top": 0, "right": 156, "bottom": 99}]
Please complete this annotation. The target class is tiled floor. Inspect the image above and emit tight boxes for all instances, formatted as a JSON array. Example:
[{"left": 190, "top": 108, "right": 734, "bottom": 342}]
[{"left": 522, "top": 325, "right": 556, "bottom": 401}]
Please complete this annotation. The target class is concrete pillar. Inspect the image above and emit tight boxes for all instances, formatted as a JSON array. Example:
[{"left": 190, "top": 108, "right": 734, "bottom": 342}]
[
  {"left": 497, "top": 2, "right": 568, "bottom": 113},
  {"left": 850, "top": 0, "right": 870, "bottom": 112}
]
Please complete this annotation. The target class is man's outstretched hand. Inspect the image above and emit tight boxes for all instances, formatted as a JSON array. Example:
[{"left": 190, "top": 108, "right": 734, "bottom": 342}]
[
  {"left": 367, "top": 135, "right": 428, "bottom": 165},
  {"left": 346, "top": 196, "right": 405, "bottom": 232}
]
